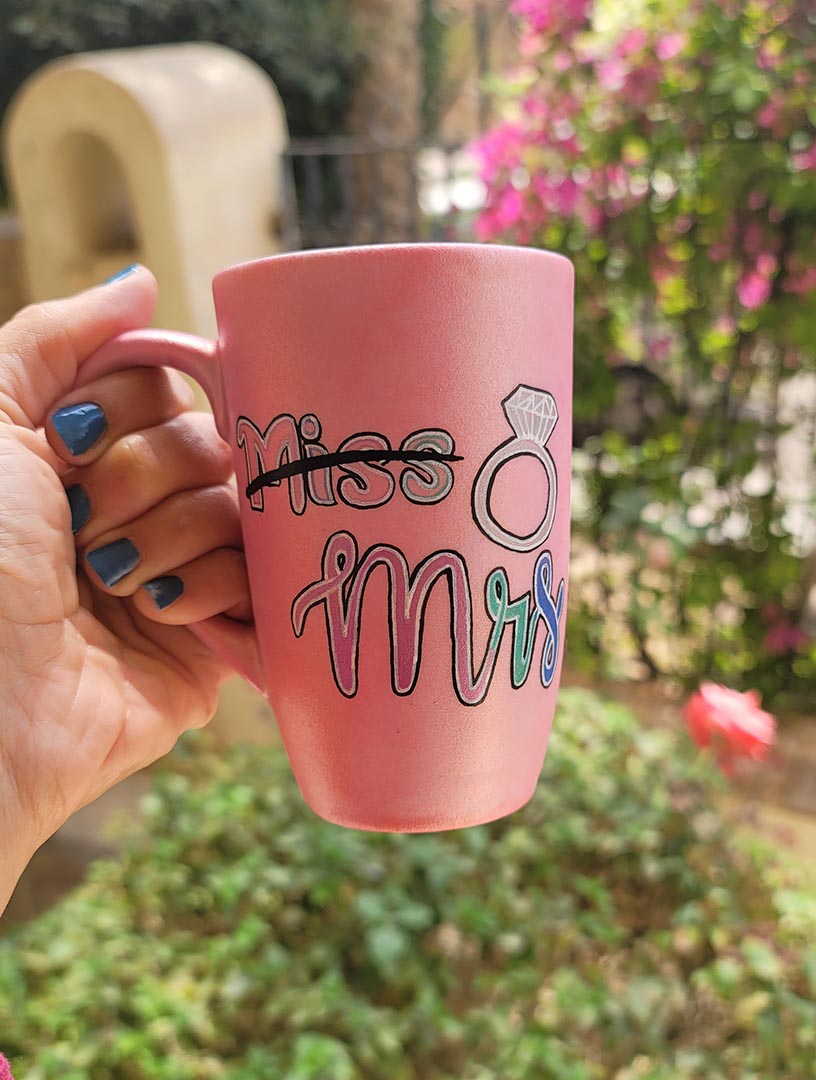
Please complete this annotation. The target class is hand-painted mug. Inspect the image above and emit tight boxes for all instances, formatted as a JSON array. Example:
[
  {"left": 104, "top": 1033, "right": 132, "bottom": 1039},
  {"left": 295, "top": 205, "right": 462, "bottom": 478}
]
[{"left": 81, "top": 244, "right": 573, "bottom": 832}]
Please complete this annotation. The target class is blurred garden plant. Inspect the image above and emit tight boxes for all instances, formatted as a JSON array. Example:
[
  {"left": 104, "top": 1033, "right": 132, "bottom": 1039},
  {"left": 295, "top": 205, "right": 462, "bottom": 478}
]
[
  {"left": 1, "top": 689, "right": 815, "bottom": 1079},
  {"left": 473, "top": 0, "right": 816, "bottom": 706}
]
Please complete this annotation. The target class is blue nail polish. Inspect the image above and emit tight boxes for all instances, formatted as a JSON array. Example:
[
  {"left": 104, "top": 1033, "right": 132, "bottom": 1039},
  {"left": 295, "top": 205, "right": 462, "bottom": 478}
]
[
  {"left": 51, "top": 403, "right": 107, "bottom": 456},
  {"left": 104, "top": 264, "right": 139, "bottom": 284},
  {"left": 87, "top": 538, "right": 141, "bottom": 587},
  {"left": 66, "top": 485, "right": 91, "bottom": 533},
  {"left": 142, "top": 575, "right": 184, "bottom": 610}
]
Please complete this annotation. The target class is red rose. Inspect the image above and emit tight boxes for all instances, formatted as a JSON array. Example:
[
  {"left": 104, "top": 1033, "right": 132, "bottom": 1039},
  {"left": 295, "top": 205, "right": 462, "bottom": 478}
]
[{"left": 683, "top": 682, "right": 776, "bottom": 774}]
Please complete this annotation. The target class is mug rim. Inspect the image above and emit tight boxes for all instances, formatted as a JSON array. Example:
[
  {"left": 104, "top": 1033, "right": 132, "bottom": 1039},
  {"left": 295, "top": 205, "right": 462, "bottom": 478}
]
[{"left": 213, "top": 241, "right": 573, "bottom": 290}]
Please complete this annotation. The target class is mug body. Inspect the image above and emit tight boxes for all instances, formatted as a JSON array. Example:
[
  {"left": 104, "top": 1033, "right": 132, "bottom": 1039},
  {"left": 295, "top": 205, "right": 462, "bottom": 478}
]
[{"left": 212, "top": 243, "right": 573, "bottom": 831}]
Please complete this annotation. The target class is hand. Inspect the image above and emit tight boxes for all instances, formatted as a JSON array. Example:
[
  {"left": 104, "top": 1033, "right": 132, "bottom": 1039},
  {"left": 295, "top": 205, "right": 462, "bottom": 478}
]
[{"left": 0, "top": 268, "right": 249, "bottom": 912}]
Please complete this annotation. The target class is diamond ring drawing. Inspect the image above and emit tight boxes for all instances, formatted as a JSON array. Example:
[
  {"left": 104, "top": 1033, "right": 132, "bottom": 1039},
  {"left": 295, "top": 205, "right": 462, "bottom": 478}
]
[{"left": 472, "top": 385, "right": 559, "bottom": 553}]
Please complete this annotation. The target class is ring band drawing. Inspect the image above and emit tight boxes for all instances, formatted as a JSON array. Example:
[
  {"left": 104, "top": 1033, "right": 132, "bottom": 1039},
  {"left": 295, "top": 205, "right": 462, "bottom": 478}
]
[{"left": 472, "top": 384, "right": 559, "bottom": 553}]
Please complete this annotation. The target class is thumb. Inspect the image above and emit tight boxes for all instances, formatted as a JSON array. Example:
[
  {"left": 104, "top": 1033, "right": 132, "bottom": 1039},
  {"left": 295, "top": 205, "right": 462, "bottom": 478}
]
[{"left": 0, "top": 265, "right": 158, "bottom": 429}]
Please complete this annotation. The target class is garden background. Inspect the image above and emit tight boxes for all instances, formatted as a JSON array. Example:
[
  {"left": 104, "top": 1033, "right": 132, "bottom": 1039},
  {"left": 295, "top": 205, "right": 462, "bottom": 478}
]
[{"left": 0, "top": 0, "right": 815, "bottom": 1077}]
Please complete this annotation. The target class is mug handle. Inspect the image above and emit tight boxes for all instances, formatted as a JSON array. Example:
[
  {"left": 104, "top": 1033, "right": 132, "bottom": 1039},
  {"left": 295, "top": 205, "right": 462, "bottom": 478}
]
[{"left": 77, "top": 329, "right": 267, "bottom": 696}]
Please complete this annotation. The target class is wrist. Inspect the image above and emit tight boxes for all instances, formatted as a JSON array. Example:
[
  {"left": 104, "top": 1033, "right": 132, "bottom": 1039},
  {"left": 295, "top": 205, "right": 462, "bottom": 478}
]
[{"left": 0, "top": 775, "right": 38, "bottom": 918}]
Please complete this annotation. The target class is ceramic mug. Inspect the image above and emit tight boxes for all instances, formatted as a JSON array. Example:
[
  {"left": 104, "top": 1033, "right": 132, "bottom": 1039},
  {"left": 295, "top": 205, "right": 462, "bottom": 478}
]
[{"left": 81, "top": 243, "right": 574, "bottom": 832}]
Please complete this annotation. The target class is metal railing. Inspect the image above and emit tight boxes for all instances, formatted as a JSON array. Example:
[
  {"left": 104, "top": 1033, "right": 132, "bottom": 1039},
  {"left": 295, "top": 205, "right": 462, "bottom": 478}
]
[{"left": 281, "top": 137, "right": 485, "bottom": 250}]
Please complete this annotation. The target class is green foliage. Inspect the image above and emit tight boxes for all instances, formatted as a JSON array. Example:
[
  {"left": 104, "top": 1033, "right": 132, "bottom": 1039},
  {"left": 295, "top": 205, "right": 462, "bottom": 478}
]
[
  {"left": 474, "top": 0, "right": 816, "bottom": 705},
  {"left": 0, "top": 0, "right": 362, "bottom": 138},
  {"left": 2, "top": 690, "right": 815, "bottom": 1078}
]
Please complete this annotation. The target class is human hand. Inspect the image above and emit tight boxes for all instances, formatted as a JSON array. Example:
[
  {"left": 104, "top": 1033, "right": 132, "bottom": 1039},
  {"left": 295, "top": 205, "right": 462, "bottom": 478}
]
[{"left": 0, "top": 267, "right": 249, "bottom": 911}]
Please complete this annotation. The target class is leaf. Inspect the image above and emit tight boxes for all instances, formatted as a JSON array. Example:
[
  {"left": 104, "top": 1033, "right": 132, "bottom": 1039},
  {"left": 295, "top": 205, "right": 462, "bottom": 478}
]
[
  {"left": 742, "top": 938, "right": 783, "bottom": 983},
  {"left": 286, "top": 1034, "right": 357, "bottom": 1080},
  {"left": 366, "top": 925, "right": 410, "bottom": 975}
]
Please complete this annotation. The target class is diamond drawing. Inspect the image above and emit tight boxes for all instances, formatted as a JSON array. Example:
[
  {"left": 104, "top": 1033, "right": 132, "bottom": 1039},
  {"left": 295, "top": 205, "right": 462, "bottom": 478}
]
[{"left": 503, "top": 385, "right": 558, "bottom": 447}]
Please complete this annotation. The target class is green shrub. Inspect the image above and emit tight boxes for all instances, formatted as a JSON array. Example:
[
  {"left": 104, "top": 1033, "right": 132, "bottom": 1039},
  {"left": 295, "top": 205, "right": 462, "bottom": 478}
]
[
  {"left": 474, "top": 0, "right": 816, "bottom": 706},
  {"left": 1, "top": 689, "right": 815, "bottom": 1078}
]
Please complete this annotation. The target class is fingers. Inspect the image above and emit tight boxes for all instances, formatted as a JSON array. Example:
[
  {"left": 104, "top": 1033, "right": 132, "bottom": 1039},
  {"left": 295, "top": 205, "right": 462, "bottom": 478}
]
[
  {"left": 132, "top": 548, "right": 252, "bottom": 624},
  {"left": 64, "top": 412, "right": 233, "bottom": 544},
  {"left": 0, "top": 265, "right": 157, "bottom": 429},
  {"left": 46, "top": 366, "right": 196, "bottom": 464},
  {"left": 81, "top": 484, "right": 242, "bottom": 598},
  {"left": 58, "top": 359, "right": 251, "bottom": 631}
]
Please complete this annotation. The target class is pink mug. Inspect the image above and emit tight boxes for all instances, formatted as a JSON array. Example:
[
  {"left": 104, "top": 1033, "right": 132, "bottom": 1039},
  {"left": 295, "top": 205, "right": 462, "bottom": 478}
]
[{"left": 81, "top": 243, "right": 573, "bottom": 832}]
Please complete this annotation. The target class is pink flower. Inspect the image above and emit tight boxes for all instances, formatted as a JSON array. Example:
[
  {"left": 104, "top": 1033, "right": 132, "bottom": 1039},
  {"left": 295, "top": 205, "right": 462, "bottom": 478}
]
[
  {"left": 624, "top": 62, "right": 662, "bottom": 107},
  {"left": 783, "top": 266, "right": 816, "bottom": 296},
  {"left": 747, "top": 190, "right": 767, "bottom": 211},
  {"left": 684, "top": 683, "right": 776, "bottom": 773},
  {"left": 648, "top": 536, "right": 674, "bottom": 569},
  {"left": 474, "top": 210, "right": 500, "bottom": 242},
  {"left": 763, "top": 623, "right": 808, "bottom": 656},
  {"left": 553, "top": 49, "right": 573, "bottom": 72},
  {"left": 494, "top": 187, "right": 525, "bottom": 228},
  {"left": 471, "top": 121, "right": 527, "bottom": 184},
  {"left": 737, "top": 271, "right": 772, "bottom": 310},
  {"left": 577, "top": 201, "right": 604, "bottom": 231},
  {"left": 761, "top": 604, "right": 809, "bottom": 655},
  {"left": 510, "top": 0, "right": 591, "bottom": 35},
  {"left": 656, "top": 32, "right": 686, "bottom": 60},
  {"left": 756, "top": 96, "right": 786, "bottom": 134},
  {"left": 651, "top": 334, "right": 673, "bottom": 360},
  {"left": 756, "top": 44, "right": 781, "bottom": 70},
  {"left": 521, "top": 93, "right": 549, "bottom": 121},
  {"left": 792, "top": 143, "right": 816, "bottom": 172},
  {"left": 756, "top": 251, "right": 778, "bottom": 276},
  {"left": 530, "top": 173, "right": 580, "bottom": 216},
  {"left": 598, "top": 56, "right": 627, "bottom": 90},
  {"left": 618, "top": 29, "right": 648, "bottom": 57}
]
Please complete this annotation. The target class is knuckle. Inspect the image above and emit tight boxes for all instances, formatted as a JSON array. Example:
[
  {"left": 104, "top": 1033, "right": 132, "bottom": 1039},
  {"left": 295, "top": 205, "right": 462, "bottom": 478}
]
[
  {"left": 217, "top": 546, "right": 247, "bottom": 579},
  {"left": 184, "top": 483, "right": 235, "bottom": 522},
  {"left": 169, "top": 414, "right": 233, "bottom": 476},
  {"left": 107, "top": 431, "right": 159, "bottom": 503},
  {"left": 14, "top": 303, "right": 75, "bottom": 365},
  {"left": 14, "top": 300, "right": 55, "bottom": 329}
]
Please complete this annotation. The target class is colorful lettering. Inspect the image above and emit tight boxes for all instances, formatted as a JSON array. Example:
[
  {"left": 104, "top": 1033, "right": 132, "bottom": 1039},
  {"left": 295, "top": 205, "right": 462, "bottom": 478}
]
[{"left": 291, "top": 531, "right": 565, "bottom": 706}]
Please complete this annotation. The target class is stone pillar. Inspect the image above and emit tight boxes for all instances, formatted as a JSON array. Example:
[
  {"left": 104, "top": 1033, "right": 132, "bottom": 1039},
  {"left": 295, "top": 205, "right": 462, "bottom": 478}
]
[
  {"left": 4, "top": 43, "right": 289, "bottom": 340},
  {"left": 347, "top": 0, "right": 423, "bottom": 241}
]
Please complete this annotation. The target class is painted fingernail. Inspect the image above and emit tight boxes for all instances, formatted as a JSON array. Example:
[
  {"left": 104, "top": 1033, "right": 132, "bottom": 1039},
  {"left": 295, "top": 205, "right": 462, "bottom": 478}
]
[
  {"left": 142, "top": 575, "right": 184, "bottom": 610},
  {"left": 104, "top": 264, "right": 139, "bottom": 284},
  {"left": 66, "top": 485, "right": 91, "bottom": 533},
  {"left": 51, "top": 403, "right": 107, "bottom": 456},
  {"left": 87, "top": 538, "right": 141, "bottom": 587}
]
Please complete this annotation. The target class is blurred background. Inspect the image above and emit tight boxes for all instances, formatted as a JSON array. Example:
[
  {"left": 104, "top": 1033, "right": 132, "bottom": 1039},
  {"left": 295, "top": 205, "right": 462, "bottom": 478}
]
[{"left": 1, "top": 1, "right": 815, "bottom": 1077}]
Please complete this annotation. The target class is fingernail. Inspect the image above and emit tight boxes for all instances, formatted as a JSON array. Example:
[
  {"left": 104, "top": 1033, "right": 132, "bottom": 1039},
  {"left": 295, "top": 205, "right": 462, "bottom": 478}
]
[
  {"left": 51, "top": 403, "right": 107, "bottom": 456},
  {"left": 104, "top": 264, "right": 139, "bottom": 284},
  {"left": 66, "top": 485, "right": 91, "bottom": 533},
  {"left": 142, "top": 575, "right": 184, "bottom": 610},
  {"left": 87, "top": 538, "right": 141, "bottom": 587}
]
